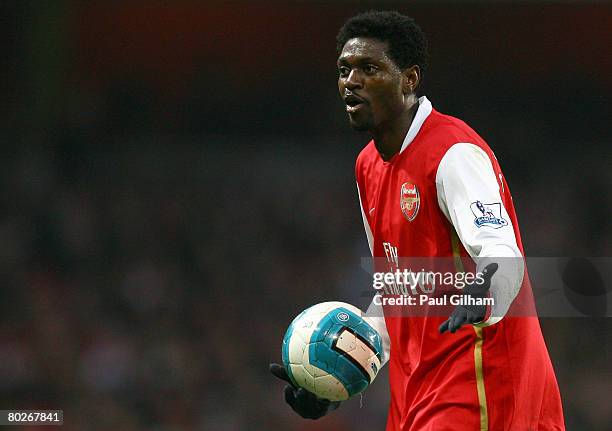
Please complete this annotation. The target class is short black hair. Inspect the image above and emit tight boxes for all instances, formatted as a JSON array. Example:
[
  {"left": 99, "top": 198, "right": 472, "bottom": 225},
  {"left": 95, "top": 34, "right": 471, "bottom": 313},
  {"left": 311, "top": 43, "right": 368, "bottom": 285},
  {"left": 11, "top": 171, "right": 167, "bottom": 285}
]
[{"left": 336, "top": 11, "right": 428, "bottom": 74}]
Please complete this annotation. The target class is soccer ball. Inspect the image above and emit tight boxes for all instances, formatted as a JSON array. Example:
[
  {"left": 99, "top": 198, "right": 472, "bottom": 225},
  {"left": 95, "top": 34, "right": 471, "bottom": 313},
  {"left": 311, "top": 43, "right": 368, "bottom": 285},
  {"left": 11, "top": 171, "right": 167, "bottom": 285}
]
[{"left": 281, "top": 301, "right": 382, "bottom": 401}]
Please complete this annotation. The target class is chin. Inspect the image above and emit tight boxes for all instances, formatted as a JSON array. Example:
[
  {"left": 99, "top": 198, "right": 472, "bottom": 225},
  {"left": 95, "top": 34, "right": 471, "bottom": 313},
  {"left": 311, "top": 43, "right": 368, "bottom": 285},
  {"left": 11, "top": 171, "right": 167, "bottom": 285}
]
[
  {"left": 350, "top": 124, "right": 371, "bottom": 132},
  {"left": 348, "top": 117, "right": 373, "bottom": 132}
]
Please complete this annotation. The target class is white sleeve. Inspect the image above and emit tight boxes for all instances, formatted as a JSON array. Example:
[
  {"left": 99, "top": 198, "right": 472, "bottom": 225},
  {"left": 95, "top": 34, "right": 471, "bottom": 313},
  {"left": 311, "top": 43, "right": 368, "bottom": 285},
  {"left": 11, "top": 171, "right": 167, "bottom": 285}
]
[
  {"left": 435, "top": 143, "right": 524, "bottom": 326},
  {"left": 357, "top": 182, "right": 391, "bottom": 365}
]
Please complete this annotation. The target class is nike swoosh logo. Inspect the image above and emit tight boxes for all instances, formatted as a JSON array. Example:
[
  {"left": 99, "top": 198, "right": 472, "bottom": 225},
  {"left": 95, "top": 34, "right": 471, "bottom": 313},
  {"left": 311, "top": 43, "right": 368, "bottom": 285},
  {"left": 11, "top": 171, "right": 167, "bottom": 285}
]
[{"left": 369, "top": 207, "right": 375, "bottom": 215}]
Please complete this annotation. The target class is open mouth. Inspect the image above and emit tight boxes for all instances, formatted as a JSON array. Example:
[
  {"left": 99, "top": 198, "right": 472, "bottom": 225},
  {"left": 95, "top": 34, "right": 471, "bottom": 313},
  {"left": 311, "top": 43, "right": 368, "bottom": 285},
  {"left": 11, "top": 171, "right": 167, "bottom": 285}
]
[{"left": 345, "top": 95, "right": 365, "bottom": 113}]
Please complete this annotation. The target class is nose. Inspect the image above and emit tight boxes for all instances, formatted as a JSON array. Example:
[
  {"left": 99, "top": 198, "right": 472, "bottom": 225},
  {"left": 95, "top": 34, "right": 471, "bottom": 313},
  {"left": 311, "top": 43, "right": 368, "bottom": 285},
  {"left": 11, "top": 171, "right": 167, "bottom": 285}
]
[{"left": 344, "top": 69, "right": 363, "bottom": 91}]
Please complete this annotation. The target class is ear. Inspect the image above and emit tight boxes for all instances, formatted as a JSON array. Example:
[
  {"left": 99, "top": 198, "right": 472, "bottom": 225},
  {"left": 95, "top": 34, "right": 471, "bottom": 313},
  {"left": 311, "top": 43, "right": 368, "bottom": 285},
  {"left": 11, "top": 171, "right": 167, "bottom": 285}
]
[{"left": 402, "top": 65, "right": 421, "bottom": 95}]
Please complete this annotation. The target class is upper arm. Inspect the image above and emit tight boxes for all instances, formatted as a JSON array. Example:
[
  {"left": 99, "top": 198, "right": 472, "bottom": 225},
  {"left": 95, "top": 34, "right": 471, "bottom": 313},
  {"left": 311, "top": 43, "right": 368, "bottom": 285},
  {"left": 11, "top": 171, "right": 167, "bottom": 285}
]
[{"left": 435, "top": 143, "right": 520, "bottom": 260}]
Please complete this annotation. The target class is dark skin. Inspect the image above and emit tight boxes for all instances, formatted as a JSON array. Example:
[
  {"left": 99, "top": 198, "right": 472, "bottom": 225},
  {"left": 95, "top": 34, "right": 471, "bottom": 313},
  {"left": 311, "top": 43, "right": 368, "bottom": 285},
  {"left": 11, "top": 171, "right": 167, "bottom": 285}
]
[{"left": 338, "top": 37, "right": 420, "bottom": 161}]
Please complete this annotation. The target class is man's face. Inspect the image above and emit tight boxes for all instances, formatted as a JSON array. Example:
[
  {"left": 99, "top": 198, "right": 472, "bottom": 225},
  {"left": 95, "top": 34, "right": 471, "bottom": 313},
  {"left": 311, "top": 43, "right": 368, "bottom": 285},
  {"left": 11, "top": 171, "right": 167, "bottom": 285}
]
[{"left": 337, "top": 37, "right": 406, "bottom": 132}]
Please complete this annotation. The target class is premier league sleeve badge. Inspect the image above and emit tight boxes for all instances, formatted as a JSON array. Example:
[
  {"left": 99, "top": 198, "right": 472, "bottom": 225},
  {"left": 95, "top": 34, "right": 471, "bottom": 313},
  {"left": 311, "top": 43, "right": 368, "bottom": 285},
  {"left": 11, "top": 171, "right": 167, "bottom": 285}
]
[{"left": 470, "top": 200, "right": 508, "bottom": 228}]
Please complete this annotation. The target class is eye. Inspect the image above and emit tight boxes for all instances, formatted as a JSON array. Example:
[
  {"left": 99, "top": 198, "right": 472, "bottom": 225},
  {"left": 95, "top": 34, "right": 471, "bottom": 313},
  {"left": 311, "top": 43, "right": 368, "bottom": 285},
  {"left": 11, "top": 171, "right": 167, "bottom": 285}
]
[
  {"left": 364, "top": 64, "right": 378, "bottom": 75},
  {"left": 338, "top": 66, "right": 350, "bottom": 78}
]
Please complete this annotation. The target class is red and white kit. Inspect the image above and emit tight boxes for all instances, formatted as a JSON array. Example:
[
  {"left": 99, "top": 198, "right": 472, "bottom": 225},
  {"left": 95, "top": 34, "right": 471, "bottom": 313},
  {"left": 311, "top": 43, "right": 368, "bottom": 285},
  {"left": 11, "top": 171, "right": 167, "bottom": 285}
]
[{"left": 357, "top": 97, "right": 565, "bottom": 430}]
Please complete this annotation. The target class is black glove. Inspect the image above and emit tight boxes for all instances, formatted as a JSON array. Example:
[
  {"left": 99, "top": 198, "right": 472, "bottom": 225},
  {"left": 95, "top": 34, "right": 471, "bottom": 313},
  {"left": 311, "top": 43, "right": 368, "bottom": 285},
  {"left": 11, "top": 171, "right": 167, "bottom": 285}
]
[
  {"left": 269, "top": 363, "right": 341, "bottom": 419},
  {"left": 439, "top": 263, "right": 498, "bottom": 334}
]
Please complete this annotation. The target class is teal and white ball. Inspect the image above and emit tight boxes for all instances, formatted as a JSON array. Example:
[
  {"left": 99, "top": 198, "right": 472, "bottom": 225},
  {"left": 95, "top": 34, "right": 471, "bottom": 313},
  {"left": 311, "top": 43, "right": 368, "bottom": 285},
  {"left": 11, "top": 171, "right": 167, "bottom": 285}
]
[{"left": 282, "top": 301, "right": 382, "bottom": 401}]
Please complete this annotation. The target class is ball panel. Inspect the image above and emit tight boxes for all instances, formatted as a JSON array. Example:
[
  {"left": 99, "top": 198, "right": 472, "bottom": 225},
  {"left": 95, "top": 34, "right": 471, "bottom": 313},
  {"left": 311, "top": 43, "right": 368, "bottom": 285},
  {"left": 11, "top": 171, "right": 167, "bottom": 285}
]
[
  {"left": 282, "top": 317, "right": 298, "bottom": 386},
  {"left": 313, "top": 374, "right": 350, "bottom": 401},
  {"left": 289, "top": 364, "right": 315, "bottom": 393},
  {"left": 301, "top": 344, "right": 331, "bottom": 378},
  {"left": 332, "top": 355, "right": 371, "bottom": 397},
  {"left": 335, "top": 329, "right": 357, "bottom": 353},
  {"left": 287, "top": 330, "right": 306, "bottom": 365}
]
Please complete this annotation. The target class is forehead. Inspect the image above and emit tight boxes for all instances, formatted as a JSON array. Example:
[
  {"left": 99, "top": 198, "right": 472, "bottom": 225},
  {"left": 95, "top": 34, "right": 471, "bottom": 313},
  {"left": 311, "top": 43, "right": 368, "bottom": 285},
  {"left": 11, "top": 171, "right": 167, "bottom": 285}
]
[{"left": 338, "top": 37, "right": 392, "bottom": 64}]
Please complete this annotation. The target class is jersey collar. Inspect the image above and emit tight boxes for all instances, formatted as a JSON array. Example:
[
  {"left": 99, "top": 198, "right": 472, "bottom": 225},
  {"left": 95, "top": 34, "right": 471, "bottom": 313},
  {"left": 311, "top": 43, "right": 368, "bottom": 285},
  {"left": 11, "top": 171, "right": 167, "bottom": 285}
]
[{"left": 399, "top": 96, "right": 433, "bottom": 154}]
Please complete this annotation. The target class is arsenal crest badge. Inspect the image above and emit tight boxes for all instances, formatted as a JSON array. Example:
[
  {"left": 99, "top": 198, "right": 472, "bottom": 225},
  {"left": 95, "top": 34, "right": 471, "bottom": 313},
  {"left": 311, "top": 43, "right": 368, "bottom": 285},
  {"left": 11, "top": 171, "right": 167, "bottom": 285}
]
[{"left": 400, "top": 182, "right": 420, "bottom": 222}]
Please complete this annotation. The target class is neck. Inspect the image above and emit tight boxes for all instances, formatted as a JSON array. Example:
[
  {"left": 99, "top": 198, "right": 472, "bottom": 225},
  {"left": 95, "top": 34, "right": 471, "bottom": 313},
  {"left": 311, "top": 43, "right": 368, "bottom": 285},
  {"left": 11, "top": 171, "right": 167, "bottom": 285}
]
[{"left": 372, "top": 97, "right": 419, "bottom": 161}]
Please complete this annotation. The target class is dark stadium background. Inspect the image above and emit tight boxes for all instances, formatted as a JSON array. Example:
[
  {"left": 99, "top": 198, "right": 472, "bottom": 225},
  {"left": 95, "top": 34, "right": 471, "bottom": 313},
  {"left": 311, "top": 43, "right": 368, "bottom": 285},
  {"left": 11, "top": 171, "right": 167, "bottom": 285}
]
[{"left": 2, "top": 2, "right": 610, "bottom": 430}]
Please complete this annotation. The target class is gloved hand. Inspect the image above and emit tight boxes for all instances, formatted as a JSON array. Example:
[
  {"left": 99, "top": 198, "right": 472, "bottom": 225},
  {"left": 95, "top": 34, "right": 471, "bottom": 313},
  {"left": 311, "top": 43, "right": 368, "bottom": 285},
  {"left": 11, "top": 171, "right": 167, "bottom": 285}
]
[
  {"left": 269, "top": 363, "right": 341, "bottom": 419},
  {"left": 439, "top": 263, "right": 498, "bottom": 334}
]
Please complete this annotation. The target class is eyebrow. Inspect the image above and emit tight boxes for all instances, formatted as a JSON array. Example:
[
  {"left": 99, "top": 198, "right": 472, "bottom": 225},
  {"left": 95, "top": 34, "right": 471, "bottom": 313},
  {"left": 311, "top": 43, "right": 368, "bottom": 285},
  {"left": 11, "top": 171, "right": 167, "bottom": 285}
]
[{"left": 337, "top": 56, "right": 379, "bottom": 65}]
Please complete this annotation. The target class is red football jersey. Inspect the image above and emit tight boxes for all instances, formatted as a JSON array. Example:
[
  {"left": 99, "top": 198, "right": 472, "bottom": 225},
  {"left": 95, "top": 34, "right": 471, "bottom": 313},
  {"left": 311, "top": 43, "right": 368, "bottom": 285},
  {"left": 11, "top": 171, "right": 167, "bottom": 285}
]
[{"left": 356, "top": 97, "right": 565, "bottom": 430}]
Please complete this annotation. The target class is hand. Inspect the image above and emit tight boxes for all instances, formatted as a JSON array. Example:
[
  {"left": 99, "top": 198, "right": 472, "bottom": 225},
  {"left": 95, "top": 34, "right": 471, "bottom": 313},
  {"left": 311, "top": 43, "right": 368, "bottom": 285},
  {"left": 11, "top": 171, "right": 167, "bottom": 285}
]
[
  {"left": 269, "top": 363, "right": 341, "bottom": 419},
  {"left": 439, "top": 263, "right": 498, "bottom": 334}
]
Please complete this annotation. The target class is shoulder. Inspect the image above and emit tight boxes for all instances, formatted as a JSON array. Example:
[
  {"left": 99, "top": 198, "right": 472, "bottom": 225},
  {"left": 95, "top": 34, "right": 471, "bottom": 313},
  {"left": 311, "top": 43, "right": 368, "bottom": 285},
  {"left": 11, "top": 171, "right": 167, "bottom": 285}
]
[
  {"left": 419, "top": 109, "right": 498, "bottom": 170},
  {"left": 436, "top": 143, "right": 495, "bottom": 183},
  {"left": 424, "top": 109, "right": 485, "bottom": 145}
]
